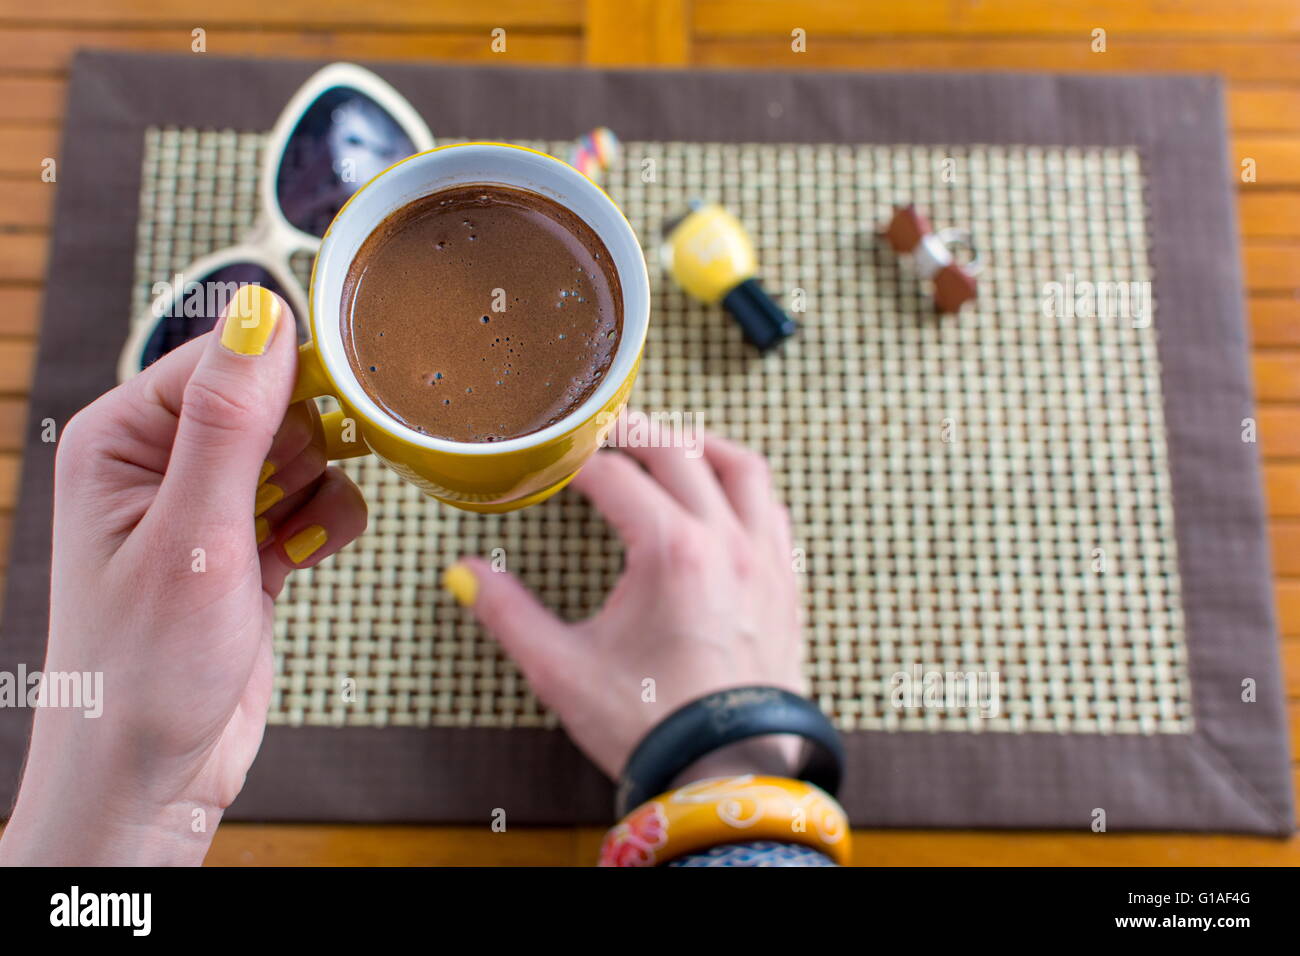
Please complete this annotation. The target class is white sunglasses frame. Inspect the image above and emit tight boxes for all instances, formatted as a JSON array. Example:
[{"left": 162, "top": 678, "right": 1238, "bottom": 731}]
[{"left": 117, "top": 62, "right": 436, "bottom": 383}]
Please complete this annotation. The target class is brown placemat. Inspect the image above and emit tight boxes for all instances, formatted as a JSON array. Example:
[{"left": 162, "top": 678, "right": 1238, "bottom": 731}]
[{"left": 0, "top": 52, "right": 1291, "bottom": 833}]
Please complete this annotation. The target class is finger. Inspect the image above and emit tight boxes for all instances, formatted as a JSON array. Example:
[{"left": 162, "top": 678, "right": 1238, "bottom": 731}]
[
  {"left": 701, "top": 432, "right": 780, "bottom": 532},
  {"left": 442, "top": 557, "right": 573, "bottom": 702},
  {"left": 149, "top": 286, "right": 297, "bottom": 535},
  {"left": 259, "top": 466, "right": 368, "bottom": 597},
  {"left": 106, "top": 339, "right": 316, "bottom": 485},
  {"left": 255, "top": 472, "right": 325, "bottom": 547},
  {"left": 616, "top": 413, "right": 733, "bottom": 523},
  {"left": 74, "top": 334, "right": 212, "bottom": 478},
  {"left": 568, "top": 450, "right": 688, "bottom": 551},
  {"left": 261, "top": 401, "right": 321, "bottom": 485},
  {"left": 773, "top": 498, "right": 795, "bottom": 561},
  {"left": 253, "top": 438, "right": 327, "bottom": 518},
  {"left": 131, "top": 331, "right": 212, "bottom": 409},
  {"left": 51, "top": 336, "right": 217, "bottom": 556}
]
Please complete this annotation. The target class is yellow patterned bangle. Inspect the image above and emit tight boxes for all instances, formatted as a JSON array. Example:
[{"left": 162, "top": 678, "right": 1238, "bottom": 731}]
[{"left": 598, "top": 774, "right": 852, "bottom": 867}]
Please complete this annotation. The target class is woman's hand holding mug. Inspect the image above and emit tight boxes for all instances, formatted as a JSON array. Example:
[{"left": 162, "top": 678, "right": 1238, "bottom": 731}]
[{"left": 0, "top": 288, "right": 367, "bottom": 866}]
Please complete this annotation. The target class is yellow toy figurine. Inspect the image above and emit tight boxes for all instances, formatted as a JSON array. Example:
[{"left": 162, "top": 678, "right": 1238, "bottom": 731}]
[{"left": 661, "top": 200, "right": 798, "bottom": 352}]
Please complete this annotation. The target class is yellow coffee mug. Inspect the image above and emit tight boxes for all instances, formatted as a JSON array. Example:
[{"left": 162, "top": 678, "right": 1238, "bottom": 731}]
[{"left": 293, "top": 143, "right": 650, "bottom": 513}]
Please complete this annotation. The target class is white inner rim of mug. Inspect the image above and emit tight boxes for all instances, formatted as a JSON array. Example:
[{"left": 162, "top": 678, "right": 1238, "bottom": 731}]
[{"left": 311, "top": 144, "right": 651, "bottom": 456}]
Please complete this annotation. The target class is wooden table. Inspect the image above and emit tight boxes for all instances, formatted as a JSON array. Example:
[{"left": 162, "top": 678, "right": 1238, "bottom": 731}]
[{"left": 0, "top": 0, "right": 1295, "bottom": 865}]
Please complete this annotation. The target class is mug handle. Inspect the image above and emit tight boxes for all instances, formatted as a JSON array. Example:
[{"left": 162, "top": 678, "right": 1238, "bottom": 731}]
[{"left": 290, "top": 342, "right": 371, "bottom": 462}]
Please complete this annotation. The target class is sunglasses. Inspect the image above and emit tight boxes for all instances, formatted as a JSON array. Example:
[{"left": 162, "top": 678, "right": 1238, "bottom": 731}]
[{"left": 117, "top": 63, "right": 435, "bottom": 381}]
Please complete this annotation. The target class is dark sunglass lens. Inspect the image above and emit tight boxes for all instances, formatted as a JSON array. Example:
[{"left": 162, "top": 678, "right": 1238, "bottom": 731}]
[
  {"left": 276, "top": 87, "right": 418, "bottom": 238},
  {"left": 140, "top": 265, "right": 287, "bottom": 369}
]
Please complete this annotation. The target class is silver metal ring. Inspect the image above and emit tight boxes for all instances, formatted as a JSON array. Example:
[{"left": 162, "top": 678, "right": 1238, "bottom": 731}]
[{"left": 936, "top": 227, "right": 983, "bottom": 276}]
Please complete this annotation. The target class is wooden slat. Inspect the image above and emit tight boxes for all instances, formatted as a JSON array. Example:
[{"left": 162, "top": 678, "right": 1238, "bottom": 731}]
[
  {"left": 0, "top": 77, "right": 63, "bottom": 123},
  {"left": 1293, "top": 700, "right": 1300, "bottom": 761},
  {"left": 683, "top": 812, "right": 1300, "bottom": 860},
  {"left": 1252, "top": 298, "right": 1300, "bottom": 347},
  {"left": 0, "top": 126, "right": 58, "bottom": 177},
  {"left": 1229, "top": 87, "right": 1300, "bottom": 133},
  {"left": 1239, "top": 193, "right": 1300, "bottom": 240},
  {"left": 203, "top": 821, "right": 1300, "bottom": 866},
  {"left": 0, "top": 451, "right": 17, "bottom": 508},
  {"left": 0, "top": 27, "right": 583, "bottom": 72},
  {"left": 1280, "top": 580, "right": 1300, "bottom": 635},
  {"left": 204, "top": 822, "right": 586, "bottom": 866},
  {"left": 1284, "top": 636, "right": 1300, "bottom": 698},
  {"left": 851, "top": 828, "right": 1300, "bottom": 865},
  {"left": 1253, "top": 299, "right": 1300, "bottom": 351},
  {"left": 1244, "top": 241, "right": 1300, "bottom": 292},
  {"left": 1260, "top": 407, "right": 1300, "bottom": 459},
  {"left": 694, "top": 0, "right": 1300, "bottom": 37},
  {"left": 0, "top": 0, "right": 582, "bottom": 27},
  {"left": 1235, "top": 136, "right": 1300, "bottom": 188},
  {"left": 205, "top": 822, "right": 1300, "bottom": 865},
  {"left": 695, "top": 38, "right": 1300, "bottom": 83},
  {"left": 1273, "top": 520, "right": 1300, "bottom": 577},
  {"left": 1268, "top": 466, "right": 1300, "bottom": 521},
  {"left": 0, "top": 398, "right": 25, "bottom": 452},
  {"left": 585, "top": 0, "right": 689, "bottom": 65},
  {"left": 0, "top": 233, "right": 45, "bottom": 283},
  {"left": 0, "top": 342, "right": 35, "bottom": 397},
  {"left": 0, "top": 179, "right": 54, "bottom": 230},
  {"left": 1254, "top": 353, "right": 1300, "bottom": 401},
  {"left": 0, "top": 287, "right": 40, "bottom": 337}
]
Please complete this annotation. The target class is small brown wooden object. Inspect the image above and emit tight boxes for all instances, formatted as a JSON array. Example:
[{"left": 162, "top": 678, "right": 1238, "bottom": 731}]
[{"left": 881, "top": 203, "right": 980, "bottom": 313}]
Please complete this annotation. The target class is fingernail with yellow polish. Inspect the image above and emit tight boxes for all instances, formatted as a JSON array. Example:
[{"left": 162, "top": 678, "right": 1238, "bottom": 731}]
[
  {"left": 255, "top": 481, "right": 283, "bottom": 517},
  {"left": 220, "top": 285, "right": 281, "bottom": 356},
  {"left": 255, "top": 517, "right": 270, "bottom": 545},
  {"left": 259, "top": 460, "right": 276, "bottom": 485},
  {"left": 442, "top": 562, "right": 478, "bottom": 607},
  {"left": 285, "top": 524, "right": 327, "bottom": 564}
]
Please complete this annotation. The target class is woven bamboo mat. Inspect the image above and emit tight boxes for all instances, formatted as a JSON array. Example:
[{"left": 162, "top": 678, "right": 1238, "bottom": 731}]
[{"left": 132, "top": 128, "right": 1190, "bottom": 736}]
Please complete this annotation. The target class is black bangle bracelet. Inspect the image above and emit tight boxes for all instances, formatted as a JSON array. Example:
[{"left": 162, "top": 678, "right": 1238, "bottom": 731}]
[{"left": 615, "top": 686, "right": 844, "bottom": 818}]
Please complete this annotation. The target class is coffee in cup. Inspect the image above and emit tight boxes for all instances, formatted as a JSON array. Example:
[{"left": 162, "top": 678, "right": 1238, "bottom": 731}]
[
  {"left": 341, "top": 184, "right": 622, "bottom": 443},
  {"left": 289, "top": 142, "right": 650, "bottom": 513}
]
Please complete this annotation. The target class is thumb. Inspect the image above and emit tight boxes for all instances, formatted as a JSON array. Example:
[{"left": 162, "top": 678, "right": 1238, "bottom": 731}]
[
  {"left": 154, "top": 285, "right": 298, "bottom": 531},
  {"left": 443, "top": 557, "right": 572, "bottom": 698}
]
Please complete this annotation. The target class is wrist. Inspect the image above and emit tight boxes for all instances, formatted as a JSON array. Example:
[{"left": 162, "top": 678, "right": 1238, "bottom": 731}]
[
  {"left": 1, "top": 783, "right": 220, "bottom": 866},
  {"left": 1, "top": 802, "right": 220, "bottom": 867},
  {"left": 669, "top": 734, "right": 802, "bottom": 788},
  {"left": 619, "top": 687, "right": 844, "bottom": 818},
  {"left": 1, "top": 723, "right": 221, "bottom": 866}
]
